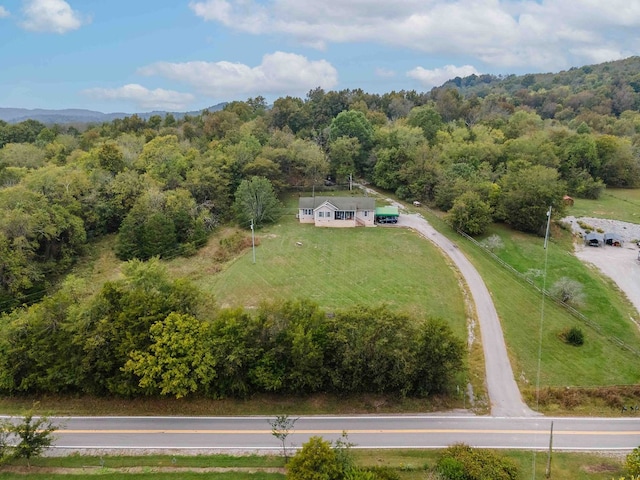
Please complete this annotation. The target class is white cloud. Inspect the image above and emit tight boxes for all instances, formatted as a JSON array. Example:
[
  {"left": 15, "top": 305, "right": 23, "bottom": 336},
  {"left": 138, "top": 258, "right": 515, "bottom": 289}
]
[
  {"left": 0, "top": 6, "right": 10, "bottom": 18},
  {"left": 189, "top": 0, "right": 640, "bottom": 70},
  {"left": 407, "top": 65, "right": 480, "bottom": 89},
  {"left": 21, "top": 0, "right": 87, "bottom": 34},
  {"left": 139, "top": 51, "right": 338, "bottom": 98},
  {"left": 83, "top": 84, "right": 195, "bottom": 111}
]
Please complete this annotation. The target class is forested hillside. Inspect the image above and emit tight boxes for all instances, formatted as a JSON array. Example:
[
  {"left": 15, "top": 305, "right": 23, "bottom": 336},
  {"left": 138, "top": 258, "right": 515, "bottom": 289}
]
[{"left": 1, "top": 57, "right": 639, "bottom": 399}]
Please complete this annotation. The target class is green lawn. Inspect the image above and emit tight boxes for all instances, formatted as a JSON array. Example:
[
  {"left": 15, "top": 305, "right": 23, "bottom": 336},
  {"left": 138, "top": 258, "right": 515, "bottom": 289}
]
[
  {"left": 171, "top": 200, "right": 467, "bottom": 339},
  {"left": 418, "top": 210, "right": 640, "bottom": 390},
  {"left": 1, "top": 451, "right": 625, "bottom": 480},
  {"left": 0, "top": 472, "right": 283, "bottom": 480},
  {"left": 570, "top": 188, "right": 640, "bottom": 224},
  {"left": 354, "top": 449, "right": 625, "bottom": 480}
]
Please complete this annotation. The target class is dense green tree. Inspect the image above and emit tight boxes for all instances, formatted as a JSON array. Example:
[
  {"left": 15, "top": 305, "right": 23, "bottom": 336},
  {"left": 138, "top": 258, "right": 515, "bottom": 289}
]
[
  {"left": 325, "top": 305, "right": 419, "bottom": 395},
  {"left": 0, "top": 186, "right": 86, "bottom": 299},
  {"left": 407, "top": 105, "right": 444, "bottom": 144},
  {"left": 0, "top": 143, "right": 46, "bottom": 169},
  {"left": 446, "top": 190, "right": 493, "bottom": 235},
  {"left": 595, "top": 134, "right": 640, "bottom": 187},
  {"left": 500, "top": 164, "right": 566, "bottom": 234},
  {"left": 413, "top": 319, "right": 466, "bottom": 395},
  {"left": 97, "top": 142, "right": 125, "bottom": 174},
  {"left": 233, "top": 176, "right": 281, "bottom": 227},
  {"left": 124, "top": 312, "right": 216, "bottom": 398},
  {"left": 116, "top": 188, "right": 207, "bottom": 260},
  {"left": 77, "top": 259, "right": 203, "bottom": 395},
  {"left": 0, "top": 276, "right": 86, "bottom": 392},
  {"left": 134, "top": 135, "right": 189, "bottom": 188},
  {"left": 328, "top": 136, "right": 360, "bottom": 184},
  {"left": 209, "top": 308, "right": 263, "bottom": 397},
  {"left": 329, "top": 111, "right": 374, "bottom": 175},
  {"left": 252, "top": 300, "right": 327, "bottom": 393}
]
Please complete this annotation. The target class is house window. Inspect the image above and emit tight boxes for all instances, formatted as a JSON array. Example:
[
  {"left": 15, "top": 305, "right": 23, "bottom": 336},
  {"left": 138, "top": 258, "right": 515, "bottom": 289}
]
[
  {"left": 345, "top": 211, "right": 354, "bottom": 220},
  {"left": 335, "top": 211, "right": 344, "bottom": 220},
  {"left": 318, "top": 211, "right": 323, "bottom": 218},
  {"left": 303, "top": 209, "right": 313, "bottom": 215},
  {"left": 364, "top": 211, "right": 368, "bottom": 217}
]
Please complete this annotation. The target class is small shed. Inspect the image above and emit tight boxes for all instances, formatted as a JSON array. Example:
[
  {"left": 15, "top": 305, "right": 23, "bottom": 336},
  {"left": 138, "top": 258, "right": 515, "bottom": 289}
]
[
  {"left": 375, "top": 206, "right": 399, "bottom": 224},
  {"left": 563, "top": 195, "right": 575, "bottom": 206},
  {"left": 584, "top": 232, "right": 604, "bottom": 247},
  {"left": 604, "top": 232, "right": 623, "bottom": 246}
]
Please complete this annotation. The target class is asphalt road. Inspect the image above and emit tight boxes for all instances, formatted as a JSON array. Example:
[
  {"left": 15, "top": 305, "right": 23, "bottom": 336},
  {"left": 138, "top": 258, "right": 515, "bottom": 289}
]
[
  {"left": 45, "top": 415, "right": 640, "bottom": 452},
  {"left": 397, "top": 213, "right": 537, "bottom": 417}
]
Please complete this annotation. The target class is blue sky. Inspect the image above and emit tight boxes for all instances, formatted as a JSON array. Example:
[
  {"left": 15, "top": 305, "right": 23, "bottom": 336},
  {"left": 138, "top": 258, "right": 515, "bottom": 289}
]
[{"left": 1, "top": 0, "right": 640, "bottom": 113}]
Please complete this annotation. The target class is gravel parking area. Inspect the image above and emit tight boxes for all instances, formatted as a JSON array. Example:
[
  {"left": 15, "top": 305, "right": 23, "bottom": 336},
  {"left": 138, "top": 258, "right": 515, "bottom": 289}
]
[{"left": 563, "top": 216, "right": 640, "bottom": 318}]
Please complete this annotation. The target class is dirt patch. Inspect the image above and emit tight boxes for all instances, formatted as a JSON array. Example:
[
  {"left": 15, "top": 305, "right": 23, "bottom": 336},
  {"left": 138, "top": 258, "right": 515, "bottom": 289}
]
[{"left": 580, "top": 462, "right": 620, "bottom": 473}]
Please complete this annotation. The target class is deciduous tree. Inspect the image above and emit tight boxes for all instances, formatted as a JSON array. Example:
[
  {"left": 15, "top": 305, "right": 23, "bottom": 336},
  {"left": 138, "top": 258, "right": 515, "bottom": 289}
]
[
  {"left": 233, "top": 176, "right": 281, "bottom": 227},
  {"left": 125, "top": 312, "right": 216, "bottom": 398}
]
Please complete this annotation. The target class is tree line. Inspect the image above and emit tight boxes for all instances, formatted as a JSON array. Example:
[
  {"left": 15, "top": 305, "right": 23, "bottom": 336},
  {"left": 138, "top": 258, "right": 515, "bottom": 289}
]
[
  {"left": 0, "top": 259, "right": 465, "bottom": 399},
  {"left": 2, "top": 75, "right": 640, "bottom": 310}
]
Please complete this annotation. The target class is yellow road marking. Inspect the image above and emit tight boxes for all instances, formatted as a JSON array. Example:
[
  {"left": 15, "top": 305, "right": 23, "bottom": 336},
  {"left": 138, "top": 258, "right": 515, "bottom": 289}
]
[{"left": 56, "top": 429, "right": 640, "bottom": 435}]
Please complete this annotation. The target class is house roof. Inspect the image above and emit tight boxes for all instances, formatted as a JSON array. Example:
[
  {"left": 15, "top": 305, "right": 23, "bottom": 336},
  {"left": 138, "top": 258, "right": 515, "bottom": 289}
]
[
  {"left": 375, "top": 206, "right": 399, "bottom": 217},
  {"left": 299, "top": 196, "right": 375, "bottom": 211}
]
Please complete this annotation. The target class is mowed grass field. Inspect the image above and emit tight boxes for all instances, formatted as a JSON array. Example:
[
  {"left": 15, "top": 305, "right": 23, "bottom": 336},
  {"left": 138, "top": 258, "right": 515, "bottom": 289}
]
[
  {"left": 415, "top": 196, "right": 640, "bottom": 391},
  {"left": 170, "top": 200, "right": 468, "bottom": 339},
  {"left": 1, "top": 450, "right": 626, "bottom": 479},
  {"left": 570, "top": 187, "right": 640, "bottom": 223}
]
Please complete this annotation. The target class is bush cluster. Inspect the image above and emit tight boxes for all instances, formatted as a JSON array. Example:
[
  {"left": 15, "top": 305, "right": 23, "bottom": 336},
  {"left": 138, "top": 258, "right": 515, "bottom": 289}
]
[
  {"left": 560, "top": 326, "right": 585, "bottom": 346},
  {"left": 0, "top": 260, "right": 465, "bottom": 399},
  {"left": 436, "top": 444, "right": 519, "bottom": 480}
]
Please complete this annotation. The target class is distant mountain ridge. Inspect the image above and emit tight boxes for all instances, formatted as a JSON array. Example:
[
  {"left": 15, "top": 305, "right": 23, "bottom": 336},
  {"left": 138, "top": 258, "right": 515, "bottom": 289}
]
[{"left": 0, "top": 104, "right": 227, "bottom": 124}]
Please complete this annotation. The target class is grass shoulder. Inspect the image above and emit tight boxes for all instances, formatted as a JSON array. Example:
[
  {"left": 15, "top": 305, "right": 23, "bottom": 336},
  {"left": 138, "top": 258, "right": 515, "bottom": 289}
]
[{"left": 0, "top": 450, "right": 626, "bottom": 480}]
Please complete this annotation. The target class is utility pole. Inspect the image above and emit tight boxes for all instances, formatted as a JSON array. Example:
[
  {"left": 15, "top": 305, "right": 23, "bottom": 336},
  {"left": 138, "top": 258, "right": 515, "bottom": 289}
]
[
  {"left": 250, "top": 219, "right": 256, "bottom": 264},
  {"left": 544, "top": 206, "right": 552, "bottom": 249},
  {"left": 349, "top": 173, "right": 352, "bottom": 191},
  {"left": 545, "top": 421, "right": 554, "bottom": 478}
]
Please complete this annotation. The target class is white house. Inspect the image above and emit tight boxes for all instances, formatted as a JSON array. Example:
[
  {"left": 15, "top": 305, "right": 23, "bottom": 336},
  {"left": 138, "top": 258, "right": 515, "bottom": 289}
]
[{"left": 298, "top": 196, "right": 375, "bottom": 227}]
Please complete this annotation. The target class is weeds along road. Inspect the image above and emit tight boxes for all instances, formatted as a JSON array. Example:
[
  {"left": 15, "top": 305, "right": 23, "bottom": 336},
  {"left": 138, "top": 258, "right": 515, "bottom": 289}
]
[{"left": 396, "top": 213, "right": 538, "bottom": 417}]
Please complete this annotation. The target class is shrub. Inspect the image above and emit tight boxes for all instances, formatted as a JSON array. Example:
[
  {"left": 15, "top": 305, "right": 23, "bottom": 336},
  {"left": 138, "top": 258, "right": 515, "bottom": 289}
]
[
  {"left": 362, "top": 466, "right": 401, "bottom": 480},
  {"left": 436, "top": 444, "right": 519, "bottom": 480},
  {"left": 287, "top": 436, "right": 342, "bottom": 480},
  {"left": 437, "top": 457, "right": 465, "bottom": 480},
  {"left": 480, "top": 234, "right": 505, "bottom": 252},
  {"left": 550, "top": 277, "right": 586, "bottom": 306},
  {"left": 627, "top": 447, "right": 640, "bottom": 476},
  {"left": 560, "top": 326, "right": 585, "bottom": 346}
]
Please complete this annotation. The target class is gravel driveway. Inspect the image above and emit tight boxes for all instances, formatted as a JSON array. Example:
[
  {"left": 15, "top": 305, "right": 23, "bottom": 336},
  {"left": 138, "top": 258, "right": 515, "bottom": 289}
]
[
  {"left": 564, "top": 216, "right": 640, "bottom": 317},
  {"left": 396, "top": 212, "right": 538, "bottom": 417}
]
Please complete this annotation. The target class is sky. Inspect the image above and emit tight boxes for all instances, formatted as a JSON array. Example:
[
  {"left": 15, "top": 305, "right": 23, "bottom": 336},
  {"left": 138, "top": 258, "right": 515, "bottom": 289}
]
[{"left": 1, "top": 0, "right": 640, "bottom": 113}]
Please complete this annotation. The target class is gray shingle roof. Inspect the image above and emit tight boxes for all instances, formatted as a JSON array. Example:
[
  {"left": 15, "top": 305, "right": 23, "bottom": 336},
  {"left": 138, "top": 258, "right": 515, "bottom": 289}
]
[{"left": 299, "top": 196, "right": 375, "bottom": 211}]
